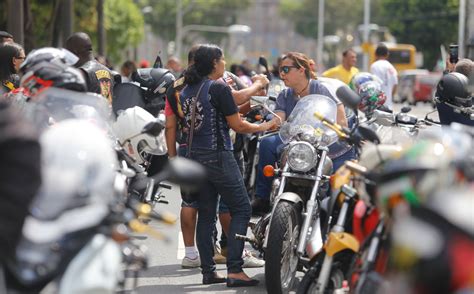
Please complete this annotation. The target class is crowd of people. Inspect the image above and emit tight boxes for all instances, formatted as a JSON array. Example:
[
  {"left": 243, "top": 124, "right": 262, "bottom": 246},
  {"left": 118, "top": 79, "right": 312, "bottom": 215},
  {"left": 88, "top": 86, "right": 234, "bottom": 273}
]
[{"left": 1, "top": 26, "right": 473, "bottom": 291}]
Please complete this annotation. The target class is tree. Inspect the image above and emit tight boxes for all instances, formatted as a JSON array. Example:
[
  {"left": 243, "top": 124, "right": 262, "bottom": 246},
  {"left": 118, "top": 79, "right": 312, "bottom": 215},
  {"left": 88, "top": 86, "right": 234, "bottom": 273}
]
[
  {"left": 0, "top": 0, "right": 144, "bottom": 64},
  {"left": 104, "top": 0, "right": 144, "bottom": 63},
  {"left": 279, "top": 0, "right": 459, "bottom": 70},
  {"left": 379, "top": 0, "right": 459, "bottom": 69}
]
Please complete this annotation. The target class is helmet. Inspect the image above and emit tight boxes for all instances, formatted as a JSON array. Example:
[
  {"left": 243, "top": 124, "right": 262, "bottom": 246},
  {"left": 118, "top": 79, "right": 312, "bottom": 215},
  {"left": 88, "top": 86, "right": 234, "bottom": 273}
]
[
  {"left": 436, "top": 72, "right": 472, "bottom": 107},
  {"left": 20, "top": 47, "right": 79, "bottom": 74},
  {"left": 357, "top": 81, "right": 387, "bottom": 118},
  {"left": 132, "top": 67, "right": 176, "bottom": 104},
  {"left": 349, "top": 72, "right": 383, "bottom": 93},
  {"left": 23, "top": 119, "right": 117, "bottom": 242},
  {"left": 374, "top": 128, "right": 473, "bottom": 214},
  {"left": 113, "top": 106, "right": 167, "bottom": 164},
  {"left": 20, "top": 61, "right": 87, "bottom": 97}
]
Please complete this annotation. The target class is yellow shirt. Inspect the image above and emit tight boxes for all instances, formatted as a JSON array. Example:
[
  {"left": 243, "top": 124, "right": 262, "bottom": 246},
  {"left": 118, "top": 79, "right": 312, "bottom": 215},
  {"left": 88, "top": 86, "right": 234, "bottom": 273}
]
[{"left": 322, "top": 65, "right": 359, "bottom": 85}]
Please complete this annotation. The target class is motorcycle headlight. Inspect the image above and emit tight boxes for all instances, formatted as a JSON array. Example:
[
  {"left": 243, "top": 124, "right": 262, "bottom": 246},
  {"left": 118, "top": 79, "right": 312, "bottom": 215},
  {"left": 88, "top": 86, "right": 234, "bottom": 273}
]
[{"left": 287, "top": 142, "right": 318, "bottom": 172}]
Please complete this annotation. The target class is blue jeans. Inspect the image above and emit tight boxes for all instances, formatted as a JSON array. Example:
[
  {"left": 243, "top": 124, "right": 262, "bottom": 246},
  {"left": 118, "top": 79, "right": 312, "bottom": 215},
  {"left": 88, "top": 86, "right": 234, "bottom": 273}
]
[
  {"left": 255, "top": 134, "right": 283, "bottom": 200},
  {"left": 190, "top": 149, "right": 251, "bottom": 274},
  {"left": 255, "top": 134, "right": 357, "bottom": 200}
]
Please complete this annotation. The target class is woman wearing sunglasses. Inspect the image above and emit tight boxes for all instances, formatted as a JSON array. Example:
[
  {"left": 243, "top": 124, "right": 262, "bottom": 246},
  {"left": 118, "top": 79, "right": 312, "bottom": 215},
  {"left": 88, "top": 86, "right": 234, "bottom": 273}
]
[
  {"left": 0, "top": 42, "right": 25, "bottom": 94},
  {"left": 251, "top": 51, "right": 355, "bottom": 215},
  {"left": 179, "top": 44, "right": 272, "bottom": 287}
]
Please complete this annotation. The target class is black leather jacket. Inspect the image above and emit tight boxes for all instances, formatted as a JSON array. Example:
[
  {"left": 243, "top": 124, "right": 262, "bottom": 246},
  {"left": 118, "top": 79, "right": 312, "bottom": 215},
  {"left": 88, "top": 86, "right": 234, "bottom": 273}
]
[{"left": 80, "top": 60, "right": 114, "bottom": 102}]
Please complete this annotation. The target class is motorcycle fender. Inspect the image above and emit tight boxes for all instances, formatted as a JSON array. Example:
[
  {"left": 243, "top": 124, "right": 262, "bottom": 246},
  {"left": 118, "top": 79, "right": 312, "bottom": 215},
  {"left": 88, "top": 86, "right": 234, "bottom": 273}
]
[
  {"left": 306, "top": 216, "right": 324, "bottom": 260},
  {"left": 325, "top": 232, "right": 360, "bottom": 257},
  {"left": 58, "top": 234, "right": 122, "bottom": 294},
  {"left": 263, "top": 192, "right": 303, "bottom": 249}
]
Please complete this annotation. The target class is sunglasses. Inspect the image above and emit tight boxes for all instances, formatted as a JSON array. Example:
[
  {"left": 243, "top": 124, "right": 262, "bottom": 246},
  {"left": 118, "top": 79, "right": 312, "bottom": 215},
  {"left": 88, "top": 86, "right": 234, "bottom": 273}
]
[{"left": 279, "top": 65, "right": 298, "bottom": 74}]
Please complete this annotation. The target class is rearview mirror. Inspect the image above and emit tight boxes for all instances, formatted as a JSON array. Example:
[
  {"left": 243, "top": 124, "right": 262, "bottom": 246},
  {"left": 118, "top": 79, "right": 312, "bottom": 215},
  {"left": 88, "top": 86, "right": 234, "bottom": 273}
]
[
  {"left": 357, "top": 126, "right": 380, "bottom": 144},
  {"left": 401, "top": 106, "right": 411, "bottom": 113},
  {"left": 141, "top": 121, "right": 164, "bottom": 137},
  {"left": 166, "top": 157, "right": 207, "bottom": 190},
  {"left": 258, "top": 56, "right": 271, "bottom": 81},
  {"left": 336, "top": 86, "right": 361, "bottom": 112}
]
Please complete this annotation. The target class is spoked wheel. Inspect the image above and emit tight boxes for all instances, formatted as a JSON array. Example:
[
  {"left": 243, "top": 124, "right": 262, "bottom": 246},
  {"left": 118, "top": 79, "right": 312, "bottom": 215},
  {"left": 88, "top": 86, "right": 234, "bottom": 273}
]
[
  {"left": 265, "top": 201, "right": 302, "bottom": 294},
  {"left": 297, "top": 263, "right": 344, "bottom": 294}
]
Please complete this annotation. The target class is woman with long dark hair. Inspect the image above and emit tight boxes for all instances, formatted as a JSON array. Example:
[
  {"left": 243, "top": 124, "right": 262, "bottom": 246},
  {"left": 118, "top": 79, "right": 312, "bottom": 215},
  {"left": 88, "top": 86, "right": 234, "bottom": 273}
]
[
  {"left": 0, "top": 42, "right": 25, "bottom": 94},
  {"left": 180, "top": 44, "right": 271, "bottom": 287}
]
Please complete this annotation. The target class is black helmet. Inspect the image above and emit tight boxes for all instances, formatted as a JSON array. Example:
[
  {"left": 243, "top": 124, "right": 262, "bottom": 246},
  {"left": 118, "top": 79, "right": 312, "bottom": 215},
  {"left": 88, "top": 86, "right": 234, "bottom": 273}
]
[
  {"left": 20, "top": 60, "right": 86, "bottom": 97},
  {"left": 132, "top": 67, "right": 175, "bottom": 102},
  {"left": 436, "top": 72, "right": 472, "bottom": 107}
]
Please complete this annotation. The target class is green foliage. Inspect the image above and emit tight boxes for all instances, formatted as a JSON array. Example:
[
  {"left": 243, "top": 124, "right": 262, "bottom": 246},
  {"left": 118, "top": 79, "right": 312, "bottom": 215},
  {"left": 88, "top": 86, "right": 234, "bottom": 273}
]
[
  {"left": 0, "top": 0, "right": 143, "bottom": 64},
  {"left": 379, "top": 0, "right": 459, "bottom": 69},
  {"left": 74, "top": 0, "right": 144, "bottom": 63},
  {"left": 104, "top": 0, "right": 144, "bottom": 62},
  {"left": 280, "top": 0, "right": 459, "bottom": 70}
]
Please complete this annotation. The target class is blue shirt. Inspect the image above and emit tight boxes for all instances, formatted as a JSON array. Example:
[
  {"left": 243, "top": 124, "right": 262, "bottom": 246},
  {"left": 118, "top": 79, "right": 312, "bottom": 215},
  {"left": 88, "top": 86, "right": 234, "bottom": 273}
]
[
  {"left": 275, "top": 79, "right": 335, "bottom": 118},
  {"left": 275, "top": 78, "right": 352, "bottom": 158}
]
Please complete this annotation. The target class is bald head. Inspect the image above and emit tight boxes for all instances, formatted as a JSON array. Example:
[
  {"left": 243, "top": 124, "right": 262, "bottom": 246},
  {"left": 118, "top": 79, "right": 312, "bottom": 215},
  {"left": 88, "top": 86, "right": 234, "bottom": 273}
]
[{"left": 65, "top": 32, "right": 93, "bottom": 66}]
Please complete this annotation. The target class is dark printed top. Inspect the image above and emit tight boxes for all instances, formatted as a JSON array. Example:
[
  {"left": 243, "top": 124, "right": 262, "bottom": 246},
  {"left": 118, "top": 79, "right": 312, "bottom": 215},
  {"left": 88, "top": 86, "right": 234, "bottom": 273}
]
[{"left": 180, "top": 79, "right": 238, "bottom": 151}]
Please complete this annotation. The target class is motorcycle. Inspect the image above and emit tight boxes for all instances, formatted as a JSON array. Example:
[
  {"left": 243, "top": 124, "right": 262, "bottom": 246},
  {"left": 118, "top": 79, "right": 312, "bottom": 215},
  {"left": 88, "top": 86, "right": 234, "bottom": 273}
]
[
  {"left": 242, "top": 93, "right": 280, "bottom": 198},
  {"left": 244, "top": 94, "right": 339, "bottom": 293},
  {"left": 297, "top": 103, "right": 384, "bottom": 294},
  {"left": 112, "top": 54, "right": 175, "bottom": 177},
  {"left": 295, "top": 86, "right": 404, "bottom": 294},
  {"left": 241, "top": 56, "right": 286, "bottom": 197},
  {"left": 3, "top": 88, "right": 205, "bottom": 293}
]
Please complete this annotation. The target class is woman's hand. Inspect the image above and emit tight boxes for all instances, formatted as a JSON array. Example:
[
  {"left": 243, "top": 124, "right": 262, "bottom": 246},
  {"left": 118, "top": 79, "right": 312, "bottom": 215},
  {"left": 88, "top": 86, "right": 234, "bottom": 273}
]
[{"left": 251, "top": 74, "right": 269, "bottom": 88}]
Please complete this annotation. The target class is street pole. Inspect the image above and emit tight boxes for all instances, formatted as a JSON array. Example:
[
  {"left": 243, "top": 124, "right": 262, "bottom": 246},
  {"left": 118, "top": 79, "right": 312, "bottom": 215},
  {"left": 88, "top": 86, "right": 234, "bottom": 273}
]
[
  {"left": 7, "top": 0, "right": 24, "bottom": 45},
  {"left": 468, "top": 0, "right": 474, "bottom": 59},
  {"left": 98, "top": 0, "right": 106, "bottom": 56},
  {"left": 362, "top": 0, "right": 370, "bottom": 71},
  {"left": 62, "top": 0, "right": 74, "bottom": 45},
  {"left": 316, "top": 0, "right": 324, "bottom": 74},
  {"left": 175, "top": 0, "right": 183, "bottom": 59},
  {"left": 458, "top": 0, "right": 466, "bottom": 58}
]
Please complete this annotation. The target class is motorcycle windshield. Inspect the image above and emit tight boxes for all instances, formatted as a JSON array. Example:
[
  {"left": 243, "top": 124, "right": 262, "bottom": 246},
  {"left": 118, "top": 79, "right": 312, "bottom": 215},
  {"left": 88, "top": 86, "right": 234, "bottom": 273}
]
[
  {"left": 268, "top": 79, "right": 287, "bottom": 98},
  {"left": 26, "top": 87, "right": 115, "bottom": 136},
  {"left": 279, "top": 94, "right": 338, "bottom": 146}
]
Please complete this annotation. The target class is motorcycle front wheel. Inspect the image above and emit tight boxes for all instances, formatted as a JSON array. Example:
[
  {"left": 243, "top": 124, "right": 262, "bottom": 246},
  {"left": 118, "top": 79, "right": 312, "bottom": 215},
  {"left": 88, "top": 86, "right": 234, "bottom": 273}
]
[{"left": 265, "top": 201, "right": 302, "bottom": 294}]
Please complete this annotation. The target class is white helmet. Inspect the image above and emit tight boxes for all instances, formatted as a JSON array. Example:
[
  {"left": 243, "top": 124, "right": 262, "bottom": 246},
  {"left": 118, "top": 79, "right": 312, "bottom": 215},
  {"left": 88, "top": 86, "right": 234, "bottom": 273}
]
[
  {"left": 113, "top": 106, "right": 167, "bottom": 164},
  {"left": 22, "top": 119, "right": 117, "bottom": 243}
]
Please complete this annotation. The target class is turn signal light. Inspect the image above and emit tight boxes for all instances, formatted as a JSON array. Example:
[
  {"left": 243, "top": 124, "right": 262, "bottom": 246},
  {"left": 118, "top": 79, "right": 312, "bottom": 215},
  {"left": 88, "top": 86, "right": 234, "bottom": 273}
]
[
  {"left": 263, "top": 165, "right": 275, "bottom": 177},
  {"left": 255, "top": 114, "right": 262, "bottom": 121}
]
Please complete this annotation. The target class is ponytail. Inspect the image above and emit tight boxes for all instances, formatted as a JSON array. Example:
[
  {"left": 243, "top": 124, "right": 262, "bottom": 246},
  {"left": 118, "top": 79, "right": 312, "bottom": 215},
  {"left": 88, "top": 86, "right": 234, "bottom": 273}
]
[{"left": 183, "top": 64, "right": 203, "bottom": 86}]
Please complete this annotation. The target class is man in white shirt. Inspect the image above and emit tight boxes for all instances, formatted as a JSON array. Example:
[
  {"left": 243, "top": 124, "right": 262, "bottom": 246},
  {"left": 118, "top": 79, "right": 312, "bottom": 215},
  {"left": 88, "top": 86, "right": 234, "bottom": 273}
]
[{"left": 370, "top": 43, "right": 398, "bottom": 110}]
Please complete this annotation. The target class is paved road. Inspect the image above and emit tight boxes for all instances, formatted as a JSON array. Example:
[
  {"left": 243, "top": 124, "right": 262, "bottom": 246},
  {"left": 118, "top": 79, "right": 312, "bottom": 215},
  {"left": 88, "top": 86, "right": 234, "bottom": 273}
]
[
  {"left": 120, "top": 183, "right": 276, "bottom": 294},
  {"left": 121, "top": 102, "right": 439, "bottom": 294}
]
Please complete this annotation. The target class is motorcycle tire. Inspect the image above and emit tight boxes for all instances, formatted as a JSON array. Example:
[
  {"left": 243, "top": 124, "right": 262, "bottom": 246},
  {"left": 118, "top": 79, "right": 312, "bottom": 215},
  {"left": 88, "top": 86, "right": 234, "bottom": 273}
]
[
  {"left": 265, "top": 201, "right": 302, "bottom": 294},
  {"left": 297, "top": 261, "right": 344, "bottom": 294},
  {"left": 353, "top": 271, "right": 384, "bottom": 294}
]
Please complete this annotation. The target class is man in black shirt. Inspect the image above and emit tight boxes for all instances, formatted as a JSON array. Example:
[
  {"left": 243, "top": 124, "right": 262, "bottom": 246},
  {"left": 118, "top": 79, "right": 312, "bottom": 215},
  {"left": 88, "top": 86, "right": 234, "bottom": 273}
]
[{"left": 65, "top": 32, "right": 114, "bottom": 103}]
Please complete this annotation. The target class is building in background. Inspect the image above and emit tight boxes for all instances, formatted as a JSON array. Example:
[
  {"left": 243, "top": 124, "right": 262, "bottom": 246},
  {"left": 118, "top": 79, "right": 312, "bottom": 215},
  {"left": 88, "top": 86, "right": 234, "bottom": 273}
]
[{"left": 231, "top": 0, "right": 318, "bottom": 68}]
